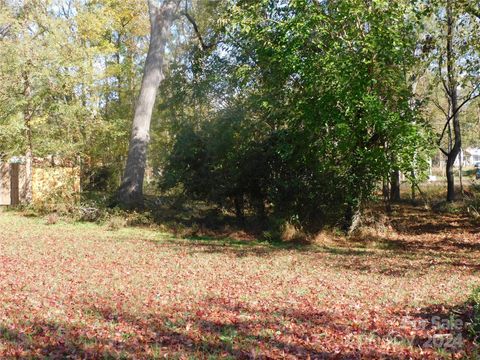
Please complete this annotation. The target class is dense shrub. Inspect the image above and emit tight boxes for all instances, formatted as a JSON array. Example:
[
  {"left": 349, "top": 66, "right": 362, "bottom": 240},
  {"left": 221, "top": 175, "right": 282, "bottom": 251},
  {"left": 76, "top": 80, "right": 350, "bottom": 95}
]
[
  {"left": 84, "top": 165, "right": 121, "bottom": 193},
  {"left": 158, "top": 0, "right": 433, "bottom": 233}
]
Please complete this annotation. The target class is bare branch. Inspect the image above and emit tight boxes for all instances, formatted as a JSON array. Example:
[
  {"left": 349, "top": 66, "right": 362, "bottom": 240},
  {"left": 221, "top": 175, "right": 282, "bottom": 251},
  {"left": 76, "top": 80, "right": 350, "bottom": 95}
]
[
  {"left": 0, "top": 24, "right": 11, "bottom": 39},
  {"left": 438, "top": 117, "right": 450, "bottom": 146},
  {"left": 458, "top": 82, "right": 480, "bottom": 111},
  {"left": 438, "top": 55, "right": 451, "bottom": 98},
  {"left": 182, "top": 11, "right": 215, "bottom": 51},
  {"left": 181, "top": 0, "right": 215, "bottom": 51},
  {"left": 431, "top": 97, "right": 448, "bottom": 118},
  {"left": 438, "top": 82, "right": 480, "bottom": 146}
]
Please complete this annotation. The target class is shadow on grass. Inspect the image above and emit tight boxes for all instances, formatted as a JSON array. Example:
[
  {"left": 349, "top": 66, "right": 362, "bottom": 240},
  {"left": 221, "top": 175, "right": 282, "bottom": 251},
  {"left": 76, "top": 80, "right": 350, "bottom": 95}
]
[
  {"left": 154, "top": 234, "right": 372, "bottom": 260},
  {"left": 395, "top": 302, "right": 480, "bottom": 355},
  {"left": 390, "top": 204, "right": 479, "bottom": 236},
  {"left": 0, "top": 298, "right": 437, "bottom": 359},
  {"left": 137, "top": 228, "right": 480, "bottom": 278}
]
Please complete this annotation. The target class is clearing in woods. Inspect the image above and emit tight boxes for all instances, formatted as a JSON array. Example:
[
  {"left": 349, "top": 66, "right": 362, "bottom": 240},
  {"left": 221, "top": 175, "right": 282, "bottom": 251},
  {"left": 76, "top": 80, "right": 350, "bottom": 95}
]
[{"left": 0, "top": 206, "right": 479, "bottom": 359}]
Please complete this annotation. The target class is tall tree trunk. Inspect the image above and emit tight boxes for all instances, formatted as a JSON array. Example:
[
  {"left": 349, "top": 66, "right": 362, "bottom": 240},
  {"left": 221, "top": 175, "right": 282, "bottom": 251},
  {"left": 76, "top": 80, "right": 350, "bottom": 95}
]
[
  {"left": 390, "top": 170, "right": 401, "bottom": 202},
  {"left": 115, "top": 31, "right": 123, "bottom": 104},
  {"left": 446, "top": 152, "right": 456, "bottom": 201},
  {"left": 23, "top": 71, "right": 33, "bottom": 204},
  {"left": 24, "top": 121, "right": 33, "bottom": 204},
  {"left": 382, "top": 177, "right": 391, "bottom": 212},
  {"left": 411, "top": 170, "right": 416, "bottom": 201},
  {"left": 445, "top": 0, "right": 461, "bottom": 202},
  {"left": 116, "top": 0, "right": 179, "bottom": 209},
  {"left": 233, "top": 194, "right": 245, "bottom": 223},
  {"left": 459, "top": 148, "right": 464, "bottom": 195},
  {"left": 347, "top": 203, "right": 362, "bottom": 235}
]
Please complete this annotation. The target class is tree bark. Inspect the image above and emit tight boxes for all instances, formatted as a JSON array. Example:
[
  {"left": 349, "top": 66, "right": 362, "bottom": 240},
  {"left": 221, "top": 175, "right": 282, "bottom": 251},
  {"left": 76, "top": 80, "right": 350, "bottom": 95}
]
[
  {"left": 390, "top": 170, "right": 401, "bottom": 202},
  {"left": 234, "top": 194, "right": 245, "bottom": 223},
  {"left": 459, "top": 148, "right": 464, "bottom": 195},
  {"left": 116, "top": 0, "right": 179, "bottom": 209},
  {"left": 347, "top": 204, "right": 362, "bottom": 235},
  {"left": 23, "top": 71, "right": 33, "bottom": 204},
  {"left": 445, "top": 0, "right": 461, "bottom": 202},
  {"left": 411, "top": 170, "right": 416, "bottom": 201},
  {"left": 382, "top": 177, "right": 391, "bottom": 212},
  {"left": 24, "top": 120, "right": 33, "bottom": 204}
]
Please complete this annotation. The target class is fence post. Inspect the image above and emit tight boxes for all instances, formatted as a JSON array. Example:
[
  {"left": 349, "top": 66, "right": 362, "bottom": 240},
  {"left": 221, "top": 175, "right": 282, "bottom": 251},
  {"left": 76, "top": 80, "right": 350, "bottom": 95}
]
[{"left": 10, "top": 163, "right": 20, "bottom": 206}]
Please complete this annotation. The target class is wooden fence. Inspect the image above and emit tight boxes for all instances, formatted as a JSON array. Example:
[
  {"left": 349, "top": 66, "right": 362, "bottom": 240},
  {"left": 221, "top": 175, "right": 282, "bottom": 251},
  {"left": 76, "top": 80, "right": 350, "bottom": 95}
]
[{"left": 0, "top": 162, "right": 79, "bottom": 206}]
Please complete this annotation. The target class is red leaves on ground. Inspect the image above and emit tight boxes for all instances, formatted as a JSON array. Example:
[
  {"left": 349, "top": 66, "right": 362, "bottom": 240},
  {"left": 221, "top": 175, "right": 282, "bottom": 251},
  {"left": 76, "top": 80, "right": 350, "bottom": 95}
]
[{"left": 0, "top": 206, "right": 479, "bottom": 358}]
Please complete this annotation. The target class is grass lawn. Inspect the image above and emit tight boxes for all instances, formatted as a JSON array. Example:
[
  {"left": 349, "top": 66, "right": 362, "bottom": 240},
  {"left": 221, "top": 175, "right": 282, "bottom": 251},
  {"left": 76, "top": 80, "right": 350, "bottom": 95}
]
[{"left": 0, "top": 206, "right": 479, "bottom": 359}]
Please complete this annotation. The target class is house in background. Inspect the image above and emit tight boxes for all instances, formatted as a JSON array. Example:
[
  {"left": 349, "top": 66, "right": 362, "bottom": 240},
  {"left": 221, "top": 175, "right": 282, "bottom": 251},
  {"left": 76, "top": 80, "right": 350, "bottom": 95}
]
[
  {"left": 464, "top": 148, "right": 480, "bottom": 166},
  {"left": 431, "top": 148, "right": 480, "bottom": 170}
]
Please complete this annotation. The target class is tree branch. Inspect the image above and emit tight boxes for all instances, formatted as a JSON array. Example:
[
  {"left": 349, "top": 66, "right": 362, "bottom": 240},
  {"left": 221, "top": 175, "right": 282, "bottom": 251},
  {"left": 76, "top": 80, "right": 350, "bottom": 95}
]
[
  {"left": 438, "top": 55, "right": 451, "bottom": 98},
  {"left": 468, "top": 6, "right": 480, "bottom": 19},
  {"left": 431, "top": 97, "right": 448, "bottom": 119},
  {"left": 458, "top": 82, "right": 480, "bottom": 110},
  {"left": 460, "top": 0, "right": 480, "bottom": 19},
  {"left": 0, "top": 24, "right": 11, "bottom": 39},
  {"left": 440, "top": 147, "right": 449, "bottom": 156},
  {"left": 182, "top": 10, "right": 214, "bottom": 51},
  {"left": 437, "top": 83, "right": 480, "bottom": 146}
]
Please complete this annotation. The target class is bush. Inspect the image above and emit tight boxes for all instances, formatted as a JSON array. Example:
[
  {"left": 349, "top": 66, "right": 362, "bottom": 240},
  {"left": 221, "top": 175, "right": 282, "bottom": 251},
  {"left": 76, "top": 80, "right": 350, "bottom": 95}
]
[
  {"left": 125, "top": 211, "right": 154, "bottom": 227},
  {"left": 77, "top": 206, "right": 103, "bottom": 222},
  {"left": 83, "top": 165, "right": 121, "bottom": 192},
  {"left": 106, "top": 216, "right": 126, "bottom": 231},
  {"left": 465, "top": 183, "right": 480, "bottom": 219},
  {"left": 45, "top": 213, "right": 59, "bottom": 225},
  {"left": 468, "top": 287, "right": 480, "bottom": 344},
  {"left": 157, "top": 0, "right": 434, "bottom": 233}
]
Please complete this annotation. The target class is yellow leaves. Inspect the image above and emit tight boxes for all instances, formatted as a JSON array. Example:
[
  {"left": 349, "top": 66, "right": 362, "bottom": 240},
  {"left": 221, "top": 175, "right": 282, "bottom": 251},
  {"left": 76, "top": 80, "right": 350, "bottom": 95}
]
[
  {"left": 31, "top": 167, "right": 81, "bottom": 207},
  {"left": 74, "top": 0, "right": 148, "bottom": 55},
  {"left": 104, "top": 63, "right": 122, "bottom": 78},
  {"left": 76, "top": 9, "right": 111, "bottom": 44},
  {"left": 88, "top": 0, "right": 149, "bottom": 36},
  {"left": 29, "top": 115, "right": 48, "bottom": 127},
  {"left": 108, "top": 0, "right": 149, "bottom": 37}
]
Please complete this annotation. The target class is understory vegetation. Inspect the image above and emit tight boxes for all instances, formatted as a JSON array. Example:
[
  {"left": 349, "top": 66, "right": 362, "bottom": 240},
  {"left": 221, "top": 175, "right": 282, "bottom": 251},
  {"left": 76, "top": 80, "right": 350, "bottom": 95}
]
[{"left": 469, "top": 287, "right": 480, "bottom": 344}]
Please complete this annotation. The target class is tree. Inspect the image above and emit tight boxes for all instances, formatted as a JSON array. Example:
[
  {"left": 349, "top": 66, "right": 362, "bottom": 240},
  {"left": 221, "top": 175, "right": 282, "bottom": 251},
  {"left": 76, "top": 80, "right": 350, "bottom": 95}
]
[
  {"left": 80, "top": 0, "right": 149, "bottom": 192},
  {"left": 159, "top": 0, "right": 432, "bottom": 231},
  {"left": 0, "top": 0, "right": 150, "bottom": 201},
  {"left": 0, "top": 1, "right": 91, "bottom": 202},
  {"left": 116, "top": 0, "right": 181, "bottom": 209},
  {"left": 423, "top": 0, "right": 480, "bottom": 201}
]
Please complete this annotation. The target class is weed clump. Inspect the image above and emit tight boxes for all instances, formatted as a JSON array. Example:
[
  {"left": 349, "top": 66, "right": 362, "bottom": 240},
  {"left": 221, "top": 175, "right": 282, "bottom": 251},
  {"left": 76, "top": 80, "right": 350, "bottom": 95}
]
[
  {"left": 467, "top": 287, "right": 480, "bottom": 344},
  {"left": 45, "top": 213, "right": 59, "bottom": 225}
]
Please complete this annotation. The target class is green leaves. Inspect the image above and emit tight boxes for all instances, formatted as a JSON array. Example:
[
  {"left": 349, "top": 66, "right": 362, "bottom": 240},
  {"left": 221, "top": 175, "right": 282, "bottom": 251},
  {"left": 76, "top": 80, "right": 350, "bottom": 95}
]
[{"left": 157, "top": 0, "right": 433, "bottom": 230}]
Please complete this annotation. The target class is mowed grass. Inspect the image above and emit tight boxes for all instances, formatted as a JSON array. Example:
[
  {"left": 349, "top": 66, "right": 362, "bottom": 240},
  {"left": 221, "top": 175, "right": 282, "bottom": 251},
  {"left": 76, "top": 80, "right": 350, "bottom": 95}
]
[{"left": 0, "top": 207, "right": 479, "bottom": 359}]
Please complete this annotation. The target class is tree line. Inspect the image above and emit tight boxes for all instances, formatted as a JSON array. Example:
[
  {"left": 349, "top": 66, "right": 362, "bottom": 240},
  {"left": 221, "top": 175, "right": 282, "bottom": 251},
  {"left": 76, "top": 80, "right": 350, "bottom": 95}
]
[{"left": 0, "top": 0, "right": 479, "bottom": 232}]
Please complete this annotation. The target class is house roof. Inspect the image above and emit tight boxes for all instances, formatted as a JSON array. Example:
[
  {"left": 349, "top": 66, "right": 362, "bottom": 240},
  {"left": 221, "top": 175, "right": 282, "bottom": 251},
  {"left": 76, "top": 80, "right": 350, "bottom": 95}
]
[{"left": 465, "top": 148, "right": 480, "bottom": 156}]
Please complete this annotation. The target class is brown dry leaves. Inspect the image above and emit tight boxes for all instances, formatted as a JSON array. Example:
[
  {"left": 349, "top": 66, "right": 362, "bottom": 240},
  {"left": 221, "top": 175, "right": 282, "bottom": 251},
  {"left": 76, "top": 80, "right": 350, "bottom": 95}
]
[{"left": 0, "top": 206, "right": 479, "bottom": 359}]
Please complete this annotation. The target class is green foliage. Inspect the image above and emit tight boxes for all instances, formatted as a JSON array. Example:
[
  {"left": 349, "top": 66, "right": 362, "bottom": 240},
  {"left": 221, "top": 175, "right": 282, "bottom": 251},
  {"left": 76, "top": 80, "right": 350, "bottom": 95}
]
[
  {"left": 0, "top": 0, "right": 442, "bottom": 231},
  {"left": 159, "top": 0, "right": 433, "bottom": 231},
  {"left": 0, "top": 0, "right": 148, "bottom": 192}
]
